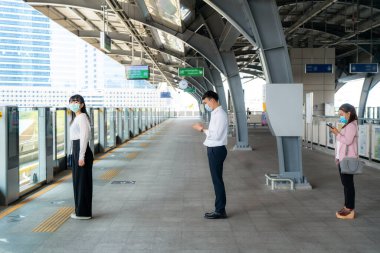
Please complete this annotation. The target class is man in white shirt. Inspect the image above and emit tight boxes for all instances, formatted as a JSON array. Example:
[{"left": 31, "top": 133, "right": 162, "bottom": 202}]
[{"left": 193, "top": 91, "right": 228, "bottom": 219}]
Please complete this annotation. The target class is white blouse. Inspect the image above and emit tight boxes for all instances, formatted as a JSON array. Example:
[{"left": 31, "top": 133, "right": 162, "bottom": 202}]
[{"left": 70, "top": 113, "right": 91, "bottom": 160}]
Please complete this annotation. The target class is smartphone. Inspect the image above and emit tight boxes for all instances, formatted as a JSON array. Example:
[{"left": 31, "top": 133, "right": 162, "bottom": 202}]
[{"left": 326, "top": 123, "right": 334, "bottom": 128}]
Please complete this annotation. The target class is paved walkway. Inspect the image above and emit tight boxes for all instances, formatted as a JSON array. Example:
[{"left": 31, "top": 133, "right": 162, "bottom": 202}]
[{"left": 1, "top": 118, "right": 380, "bottom": 253}]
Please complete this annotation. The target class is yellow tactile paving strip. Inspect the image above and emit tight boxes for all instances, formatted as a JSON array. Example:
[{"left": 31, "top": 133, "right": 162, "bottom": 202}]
[
  {"left": 125, "top": 152, "right": 139, "bottom": 159},
  {"left": 93, "top": 147, "right": 118, "bottom": 164},
  {"left": 99, "top": 169, "right": 121, "bottom": 180},
  {"left": 139, "top": 143, "right": 149, "bottom": 147},
  {"left": 0, "top": 173, "right": 72, "bottom": 220},
  {"left": 0, "top": 124, "right": 162, "bottom": 219},
  {"left": 33, "top": 207, "right": 74, "bottom": 233}
]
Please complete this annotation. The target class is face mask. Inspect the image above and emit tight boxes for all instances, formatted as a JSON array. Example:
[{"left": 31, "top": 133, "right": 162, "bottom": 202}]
[
  {"left": 69, "top": 103, "right": 80, "bottom": 113},
  {"left": 339, "top": 115, "right": 348, "bottom": 124},
  {"left": 205, "top": 104, "right": 212, "bottom": 112}
]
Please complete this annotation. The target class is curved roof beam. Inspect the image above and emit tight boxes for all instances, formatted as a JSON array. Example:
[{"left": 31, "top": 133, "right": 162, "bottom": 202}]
[
  {"left": 243, "top": 64, "right": 263, "bottom": 72},
  {"left": 105, "top": 0, "right": 175, "bottom": 88},
  {"left": 77, "top": 30, "right": 182, "bottom": 64},
  {"left": 281, "top": 22, "right": 374, "bottom": 58},
  {"left": 240, "top": 69, "right": 265, "bottom": 79},
  {"left": 282, "top": 22, "right": 345, "bottom": 38},
  {"left": 25, "top": 0, "right": 227, "bottom": 75},
  {"left": 278, "top": 0, "right": 380, "bottom": 10},
  {"left": 79, "top": 31, "right": 213, "bottom": 90},
  {"left": 89, "top": 31, "right": 183, "bottom": 58},
  {"left": 324, "top": 17, "right": 380, "bottom": 47},
  {"left": 65, "top": 30, "right": 213, "bottom": 89},
  {"left": 235, "top": 50, "right": 257, "bottom": 57},
  {"left": 283, "top": 0, "right": 339, "bottom": 36},
  {"left": 219, "top": 22, "right": 241, "bottom": 52}
]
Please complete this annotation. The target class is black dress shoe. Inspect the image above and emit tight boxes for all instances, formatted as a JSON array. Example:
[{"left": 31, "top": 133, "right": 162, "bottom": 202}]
[
  {"left": 204, "top": 211, "right": 227, "bottom": 219},
  {"left": 204, "top": 210, "right": 226, "bottom": 216}
]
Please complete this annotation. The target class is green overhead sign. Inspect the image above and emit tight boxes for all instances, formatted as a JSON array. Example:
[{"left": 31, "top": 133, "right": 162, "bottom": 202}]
[
  {"left": 184, "top": 87, "right": 196, "bottom": 93},
  {"left": 126, "top": 65, "right": 150, "bottom": 80},
  {"left": 178, "top": 67, "right": 204, "bottom": 77},
  {"left": 100, "top": 32, "right": 111, "bottom": 53}
]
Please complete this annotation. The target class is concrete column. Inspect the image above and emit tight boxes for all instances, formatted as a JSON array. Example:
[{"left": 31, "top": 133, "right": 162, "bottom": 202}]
[
  {"left": 358, "top": 73, "right": 380, "bottom": 121},
  {"left": 290, "top": 48, "right": 335, "bottom": 115},
  {"left": 210, "top": 68, "right": 228, "bottom": 112},
  {"left": 221, "top": 51, "right": 251, "bottom": 150}
]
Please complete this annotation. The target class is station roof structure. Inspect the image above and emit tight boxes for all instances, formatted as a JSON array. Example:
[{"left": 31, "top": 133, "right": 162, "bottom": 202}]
[{"left": 25, "top": 0, "right": 380, "bottom": 94}]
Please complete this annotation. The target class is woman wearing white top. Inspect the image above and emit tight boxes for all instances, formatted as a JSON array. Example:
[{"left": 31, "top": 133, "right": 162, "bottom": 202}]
[{"left": 68, "top": 94, "right": 94, "bottom": 220}]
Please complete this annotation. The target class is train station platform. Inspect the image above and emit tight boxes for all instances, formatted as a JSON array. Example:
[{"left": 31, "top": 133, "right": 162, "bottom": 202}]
[{"left": 1, "top": 118, "right": 380, "bottom": 253}]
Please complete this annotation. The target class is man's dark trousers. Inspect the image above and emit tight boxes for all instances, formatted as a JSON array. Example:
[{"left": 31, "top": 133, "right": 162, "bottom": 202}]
[{"left": 207, "top": 146, "right": 227, "bottom": 213}]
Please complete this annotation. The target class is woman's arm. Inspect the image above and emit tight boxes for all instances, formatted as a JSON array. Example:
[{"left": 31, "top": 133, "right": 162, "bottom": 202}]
[
  {"left": 336, "top": 123, "right": 357, "bottom": 146},
  {"left": 78, "top": 115, "right": 90, "bottom": 162}
]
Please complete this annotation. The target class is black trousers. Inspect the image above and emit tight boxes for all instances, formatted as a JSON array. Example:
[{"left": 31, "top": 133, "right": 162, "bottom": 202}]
[
  {"left": 207, "top": 146, "right": 227, "bottom": 213},
  {"left": 72, "top": 140, "right": 94, "bottom": 217},
  {"left": 338, "top": 163, "right": 355, "bottom": 209}
]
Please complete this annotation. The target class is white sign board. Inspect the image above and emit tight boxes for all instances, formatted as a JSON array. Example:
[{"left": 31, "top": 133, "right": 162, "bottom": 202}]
[
  {"left": 358, "top": 124, "right": 369, "bottom": 157},
  {"left": 305, "top": 92, "right": 313, "bottom": 124},
  {"left": 372, "top": 126, "right": 380, "bottom": 160},
  {"left": 265, "top": 83, "right": 303, "bottom": 136}
]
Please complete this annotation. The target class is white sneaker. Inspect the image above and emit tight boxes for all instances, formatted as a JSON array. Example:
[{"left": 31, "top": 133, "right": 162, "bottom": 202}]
[{"left": 70, "top": 213, "right": 92, "bottom": 220}]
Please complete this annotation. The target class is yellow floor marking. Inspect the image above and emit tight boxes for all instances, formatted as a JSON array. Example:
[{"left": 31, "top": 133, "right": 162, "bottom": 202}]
[
  {"left": 139, "top": 143, "right": 149, "bottom": 147},
  {"left": 0, "top": 122, "right": 160, "bottom": 219},
  {"left": 33, "top": 207, "right": 74, "bottom": 233},
  {"left": 120, "top": 141, "right": 130, "bottom": 147},
  {"left": 99, "top": 169, "right": 120, "bottom": 180},
  {"left": 93, "top": 146, "right": 118, "bottom": 164},
  {"left": 0, "top": 174, "right": 72, "bottom": 220},
  {"left": 94, "top": 153, "right": 108, "bottom": 163},
  {"left": 125, "top": 152, "right": 138, "bottom": 159}
]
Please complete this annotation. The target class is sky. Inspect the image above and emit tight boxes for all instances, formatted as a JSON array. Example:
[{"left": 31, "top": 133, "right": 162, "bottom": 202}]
[{"left": 335, "top": 78, "right": 380, "bottom": 108}]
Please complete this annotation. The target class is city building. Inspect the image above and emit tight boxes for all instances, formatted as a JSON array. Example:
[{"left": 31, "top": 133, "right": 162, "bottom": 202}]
[{"left": 0, "top": 0, "right": 164, "bottom": 108}]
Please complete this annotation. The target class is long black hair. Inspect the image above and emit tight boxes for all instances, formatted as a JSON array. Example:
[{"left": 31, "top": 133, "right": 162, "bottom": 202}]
[
  {"left": 339, "top": 103, "right": 358, "bottom": 129},
  {"left": 69, "top": 94, "right": 90, "bottom": 124}
]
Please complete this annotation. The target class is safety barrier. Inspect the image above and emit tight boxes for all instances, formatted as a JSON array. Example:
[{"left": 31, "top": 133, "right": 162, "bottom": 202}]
[{"left": 303, "top": 115, "right": 380, "bottom": 163}]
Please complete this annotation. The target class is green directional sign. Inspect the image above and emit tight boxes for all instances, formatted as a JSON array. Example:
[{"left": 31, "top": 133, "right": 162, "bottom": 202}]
[
  {"left": 178, "top": 67, "right": 204, "bottom": 77},
  {"left": 100, "top": 32, "right": 111, "bottom": 53},
  {"left": 184, "top": 87, "right": 196, "bottom": 93},
  {"left": 126, "top": 65, "right": 150, "bottom": 80}
]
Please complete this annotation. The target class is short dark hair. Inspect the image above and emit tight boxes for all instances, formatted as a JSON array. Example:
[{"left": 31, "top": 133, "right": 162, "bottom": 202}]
[
  {"left": 339, "top": 103, "right": 358, "bottom": 128},
  {"left": 202, "top": 90, "right": 219, "bottom": 101}
]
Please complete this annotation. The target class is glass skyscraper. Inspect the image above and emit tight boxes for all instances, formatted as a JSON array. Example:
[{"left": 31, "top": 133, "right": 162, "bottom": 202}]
[
  {"left": 0, "top": 0, "right": 165, "bottom": 108},
  {"left": 0, "top": 0, "right": 51, "bottom": 87}
]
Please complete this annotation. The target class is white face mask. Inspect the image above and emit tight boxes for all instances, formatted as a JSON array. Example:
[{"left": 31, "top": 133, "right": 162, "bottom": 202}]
[
  {"left": 204, "top": 104, "right": 212, "bottom": 112},
  {"left": 69, "top": 103, "right": 80, "bottom": 113}
]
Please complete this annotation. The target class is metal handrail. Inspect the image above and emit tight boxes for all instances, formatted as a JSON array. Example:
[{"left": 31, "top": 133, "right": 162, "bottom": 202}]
[{"left": 265, "top": 174, "right": 294, "bottom": 190}]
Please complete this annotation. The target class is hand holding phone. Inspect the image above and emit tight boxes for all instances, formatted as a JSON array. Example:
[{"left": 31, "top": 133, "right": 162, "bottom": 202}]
[{"left": 326, "top": 123, "right": 334, "bottom": 129}]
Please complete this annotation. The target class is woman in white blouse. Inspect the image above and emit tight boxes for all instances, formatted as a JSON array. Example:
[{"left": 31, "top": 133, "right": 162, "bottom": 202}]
[{"left": 68, "top": 94, "right": 94, "bottom": 220}]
